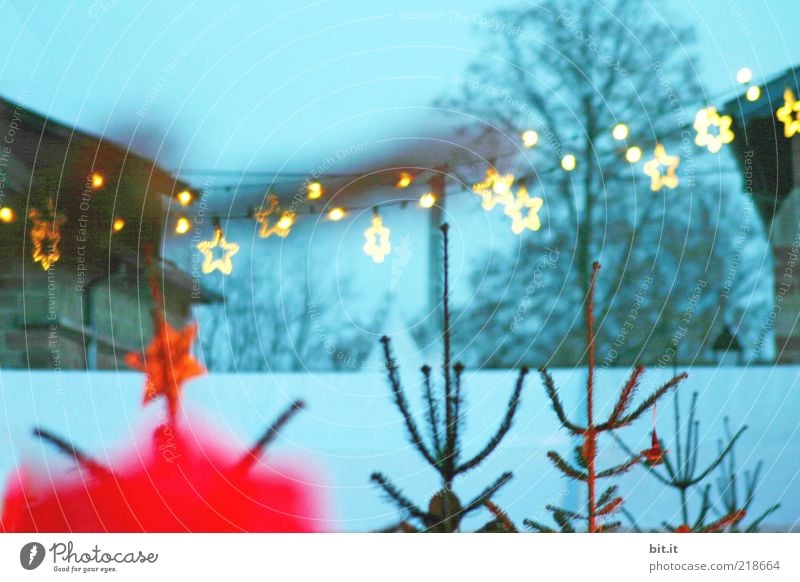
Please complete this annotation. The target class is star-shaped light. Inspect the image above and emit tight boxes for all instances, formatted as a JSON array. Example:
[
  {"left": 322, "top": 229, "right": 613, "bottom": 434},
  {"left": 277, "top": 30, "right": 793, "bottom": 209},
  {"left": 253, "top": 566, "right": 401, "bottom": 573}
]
[
  {"left": 28, "top": 199, "right": 66, "bottom": 271},
  {"left": 196, "top": 226, "right": 240, "bottom": 275},
  {"left": 471, "top": 167, "right": 515, "bottom": 211},
  {"left": 363, "top": 211, "right": 391, "bottom": 263},
  {"left": 643, "top": 144, "right": 680, "bottom": 192},
  {"left": 254, "top": 194, "right": 296, "bottom": 238},
  {"left": 693, "top": 106, "right": 734, "bottom": 153},
  {"left": 776, "top": 88, "right": 800, "bottom": 138},
  {"left": 504, "top": 186, "right": 544, "bottom": 234},
  {"left": 125, "top": 319, "right": 205, "bottom": 420}
]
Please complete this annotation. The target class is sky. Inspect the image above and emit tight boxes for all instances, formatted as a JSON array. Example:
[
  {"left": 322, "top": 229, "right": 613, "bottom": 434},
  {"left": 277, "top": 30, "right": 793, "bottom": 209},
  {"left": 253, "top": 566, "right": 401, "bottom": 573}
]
[{"left": 0, "top": 0, "right": 798, "bottom": 184}]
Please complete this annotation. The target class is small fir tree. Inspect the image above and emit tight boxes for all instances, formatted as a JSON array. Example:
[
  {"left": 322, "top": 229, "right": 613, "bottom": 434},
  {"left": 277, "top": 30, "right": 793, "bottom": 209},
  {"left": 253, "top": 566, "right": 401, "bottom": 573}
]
[{"left": 371, "top": 224, "right": 528, "bottom": 532}]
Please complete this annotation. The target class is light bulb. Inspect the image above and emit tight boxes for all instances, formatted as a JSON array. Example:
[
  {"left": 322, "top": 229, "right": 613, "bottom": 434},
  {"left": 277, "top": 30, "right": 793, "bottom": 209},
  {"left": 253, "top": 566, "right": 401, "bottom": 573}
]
[
  {"left": 612, "top": 123, "right": 629, "bottom": 141},
  {"left": 561, "top": 154, "right": 576, "bottom": 171},
  {"left": 419, "top": 192, "right": 436, "bottom": 208}
]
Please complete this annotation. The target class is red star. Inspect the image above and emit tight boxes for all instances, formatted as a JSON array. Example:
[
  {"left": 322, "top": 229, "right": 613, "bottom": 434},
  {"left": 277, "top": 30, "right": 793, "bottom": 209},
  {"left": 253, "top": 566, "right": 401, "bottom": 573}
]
[{"left": 125, "top": 319, "right": 205, "bottom": 420}]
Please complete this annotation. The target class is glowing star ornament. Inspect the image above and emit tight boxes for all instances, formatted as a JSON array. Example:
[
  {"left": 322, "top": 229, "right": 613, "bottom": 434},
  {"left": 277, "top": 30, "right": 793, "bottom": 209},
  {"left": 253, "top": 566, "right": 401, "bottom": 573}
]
[
  {"left": 28, "top": 198, "right": 66, "bottom": 271},
  {"left": 254, "top": 195, "right": 296, "bottom": 239},
  {"left": 776, "top": 88, "right": 800, "bottom": 138},
  {"left": 693, "top": 106, "right": 734, "bottom": 153},
  {"left": 504, "top": 185, "right": 544, "bottom": 235},
  {"left": 196, "top": 223, "right": 239, "bottom": 275},
  {"left": 643, "top": 144, "right": 680, "bottom": 191},
  {"left": 471, "top": 167, "right": 515, "bottom": 211},
  {"left": 363, "top": 209, "right": 391, "bottom": 264},
  {"left": 125, "top": 319, "right": 205, "bottom": 421}
]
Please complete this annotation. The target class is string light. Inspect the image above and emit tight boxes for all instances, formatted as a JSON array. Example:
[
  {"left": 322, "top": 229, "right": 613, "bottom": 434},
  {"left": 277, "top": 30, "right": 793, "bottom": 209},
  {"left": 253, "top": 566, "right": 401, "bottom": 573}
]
[
  {"left": 419, "top": 192, "right": 436, "bottom": 208},
  {"left": 254, "top": 194, "right": 295, "bottom": 238},
  {"left": 328, "top": 207, "right": 346, "bottom": 221},
  {"left": 625, "top": 146, "right": 642, "bottom": 163},
  {"left": 736, "top": 67, "right": 753, "bottom": 84},
  {"left": 177, "top": 190, "right": 194, "bottom": 206},
  {"left": 28, "top": 198, "right": 66, "bottom": 271},
  {"left": 196, "top": 222, "right": 239, "bottom": 275},
  {"left": 643, "top": 144, "right": 680, "bottom": 191},
  {"left": 561, "top": 154, "right": 576, "bottom": 171},
  {"left": 472, "top": 167, "right": 514, "bottom": 210},
  {"left": 363, "top": 208, "right": 391, "bottom": 263},
  {"left": 112, "top": 217, "right": 125, "bottom": 232},
  {"left": 521, "top": 130, "right": 539, "bottom": 148},
  {"left": 776, "top": 89, "right": 800, "bottom": 138},
  {"left": 90, "top": 172, "right": 105, "bottom": 189},
  {"left": 307, "top": 181, "right": 324, "bottom": 200},
  {"left": 0, "top": 207, "right": 14, "bottom": 223},
  {"left": 612, "top": 123, "right": 629, "bottom": 141},
  {"left": 694, "top": 106, "right": 734, "bottom": 153},
  {"left": 396, "top": 172, "right": 413, "bottom": 188},
  {"left": 503, "top": 184, "right": 544, "bottom": 234},
  {"left": 745, "top": 86, "right": 761, "bottom": 102},
  {"left": 175, "top": 216, "right": 191, "bottom": 235}
]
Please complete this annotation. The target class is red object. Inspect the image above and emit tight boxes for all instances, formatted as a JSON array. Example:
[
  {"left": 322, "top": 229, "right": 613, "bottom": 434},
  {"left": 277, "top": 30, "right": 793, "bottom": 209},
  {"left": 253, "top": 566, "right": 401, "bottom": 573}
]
[
  {"left": 1, "top": 422, "right": 325, "bottom": 532},
  {"left": 675, "top": 524, "right": 691, "bottom": 533},
  {"left": 642, "top": 430, "right": 667, "bottom": 467},
  {"left": 125, "top": 319, "right": 205, "bottom": 421}
]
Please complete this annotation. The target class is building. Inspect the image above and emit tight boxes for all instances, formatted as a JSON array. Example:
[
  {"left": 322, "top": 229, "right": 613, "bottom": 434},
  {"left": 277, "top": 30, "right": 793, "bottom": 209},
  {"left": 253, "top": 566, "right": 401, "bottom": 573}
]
[
  {"left": 0, "top": 97, "right": 216, "bottom": 370},
  {"left": 725, "top": 66, "right": 800, "bottom": 363}
]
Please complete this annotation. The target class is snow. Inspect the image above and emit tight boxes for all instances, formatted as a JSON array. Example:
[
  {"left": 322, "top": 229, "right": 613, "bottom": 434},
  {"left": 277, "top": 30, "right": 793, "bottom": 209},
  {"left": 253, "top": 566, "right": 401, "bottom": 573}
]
[{"left": 1, "top": 365, "right": 798, "bottom": 532}]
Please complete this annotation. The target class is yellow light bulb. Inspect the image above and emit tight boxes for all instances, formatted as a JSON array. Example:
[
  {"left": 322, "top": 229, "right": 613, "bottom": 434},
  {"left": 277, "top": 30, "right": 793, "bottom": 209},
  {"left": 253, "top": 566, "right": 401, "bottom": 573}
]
[
  {"left": 177, "top": 190, "right": 193, "bottom": 206},
  {"left": 521, "top": 130, "right": 539, "bottom": 148},
  {"left": 396, "top": 172, "right": 413, "bottom": 188},
  {"left": 625, "top": 146, "right": 642, "bottom": 163},
  {"left": 328, "top": 207, "right": 346, "bottom": 221},
  {"left": 307, "top": 181, "right": 323, "bottom": 200},
  {"left": 175, "top": 217, "right": 191, "bottom": 235},
  {"left": 90, "top": 172, "right": 104, "bottom": 189},
  {"left": 561, "top": 154, "right": 576, "bottom": 171},
  {"left": 736, "top": 67, "right": 752, "bottom": 84},
  {"left": 112, "top": 217, "right": 125, "bottom": 232},
  {"left": 0, "top": 207, "right": 15, "bottom": 223},
  {"left": 419, "top": 192, "right": 436, "bottom": 208},
  {"left": 612, "top": 123, "right": 629, "bottom": 141},
  {"left": 276, "top": 214, "right": 294, "bottom": 230},
  {"left": 746, "top": 85, "right": 761, "bottom": 102}
]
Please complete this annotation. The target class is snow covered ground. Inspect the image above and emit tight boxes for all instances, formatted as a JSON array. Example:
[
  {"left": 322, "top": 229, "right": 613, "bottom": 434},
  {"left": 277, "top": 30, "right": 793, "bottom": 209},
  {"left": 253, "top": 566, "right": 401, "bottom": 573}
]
[{"left": 1, "top": 365, "right": 798, "bottom": 532}]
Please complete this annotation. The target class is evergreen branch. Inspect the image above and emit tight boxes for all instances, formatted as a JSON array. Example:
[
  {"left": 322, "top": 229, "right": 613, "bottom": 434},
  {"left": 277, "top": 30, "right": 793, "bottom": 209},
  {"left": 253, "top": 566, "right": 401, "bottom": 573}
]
[
  {"left": 441, "top": 224, "right": 456, "bottom": 480},
  {"left": 551, "top": 508, "right": 577, "bottom": 532},
  {"left": 420, "top": 365, "right": 443, "bottom": 457},
  {"left": 380, "top": 336, "right": 438, "bottom": 469},
  {"left": 688, "top": 425, "right": 746, "bottom": 486},
  {"left": 596, "top": 520, "right": 622, "bottom": 532},
  {"left": 596, "top": 452, "right": 643, "bottom": 478},
  {"left": 523, "top": 518, "right": 556, "bottom": 533},
  {"left": 539, "top": 368, "right": 584, "bottom": 434},
  {"left": 693, "top": 485, "right": 713, "bottom": 530},
  {"left": 484, "top": 500, "right": 517, "bottom": 532},
  {"left": 463, "top": 472, "right": 513, "bottom": 514},
  {"left": 33, "top": 427, "right": 113, "bottom": 478},
  {"left": 597, "top": 497, "right": 624, "bottom": 517},
  {"left": 452, "top": 362, "right": 465, "bottom": 460},
  {"left": 370, "top": 472, "right": 430, "bottom": 524},
  {"left": 236, "top": 400, "right": 305, "bottom": 472},
  {"left": 698, "top": 509, "right": 746, "bottom": 533},
  {"left": 546, "top": 504, "right": 585, "bottom": 521},
  {"left": 547, "top": 451, "right": 588, "bottom": 481},
  {"left": 744, "top": 504, "right": 780, "bottom": 533},
  {"left": 456, "top": 367, "right": 528, "bottom": 475},
  {"left": 597, "top": 484, "right": 619, "bottom": 507},
  {"left": 604, "top": 373, "right": 686, "bottom": 430},
  {"left": 608, "top": 365, "right": 645, "bottom": 424}
]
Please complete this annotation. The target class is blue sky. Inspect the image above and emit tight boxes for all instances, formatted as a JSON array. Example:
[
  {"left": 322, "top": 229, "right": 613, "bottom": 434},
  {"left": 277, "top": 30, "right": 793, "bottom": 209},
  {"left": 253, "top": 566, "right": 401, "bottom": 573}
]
[{"left": 0, "top": 0, "right": 798, "bottom": 179}]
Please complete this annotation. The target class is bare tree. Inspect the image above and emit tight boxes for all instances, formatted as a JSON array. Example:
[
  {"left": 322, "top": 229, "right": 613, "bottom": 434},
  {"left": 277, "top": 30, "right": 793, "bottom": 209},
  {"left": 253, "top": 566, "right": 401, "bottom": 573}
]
[{"left": 439, "top": 0, "right": 767, "bottom": 367}]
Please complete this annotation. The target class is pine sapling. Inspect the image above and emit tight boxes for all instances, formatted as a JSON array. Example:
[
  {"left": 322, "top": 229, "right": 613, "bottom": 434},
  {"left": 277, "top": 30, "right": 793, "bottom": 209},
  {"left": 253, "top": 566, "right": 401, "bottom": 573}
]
[
  {"left": 372, "top": 224, "right": 528, "bottom": 532},
  {"left": 526, "top": 262, "right": 687, "bottom": 533}
]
